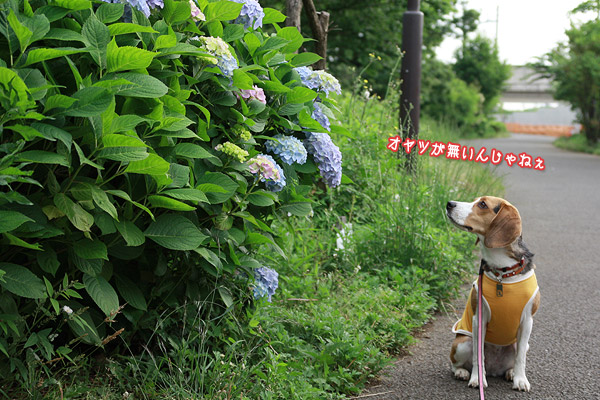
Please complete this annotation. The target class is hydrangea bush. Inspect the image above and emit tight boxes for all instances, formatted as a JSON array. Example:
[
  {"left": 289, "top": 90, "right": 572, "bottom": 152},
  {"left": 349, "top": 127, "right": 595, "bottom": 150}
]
[{"left": 0, "top": 0, "right": 346, "bottom": 387}]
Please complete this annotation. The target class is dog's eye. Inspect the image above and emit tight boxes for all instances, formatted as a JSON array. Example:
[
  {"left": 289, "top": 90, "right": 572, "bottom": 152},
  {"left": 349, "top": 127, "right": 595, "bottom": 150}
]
[{"left": 478, "top": 201, "right": 487, "bottom": 209}]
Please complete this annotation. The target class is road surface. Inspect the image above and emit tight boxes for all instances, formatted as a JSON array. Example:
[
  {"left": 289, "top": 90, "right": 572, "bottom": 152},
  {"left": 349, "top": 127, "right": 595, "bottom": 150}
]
[{"left": 360, "top": 134, "right": 600, "bottom": 399}]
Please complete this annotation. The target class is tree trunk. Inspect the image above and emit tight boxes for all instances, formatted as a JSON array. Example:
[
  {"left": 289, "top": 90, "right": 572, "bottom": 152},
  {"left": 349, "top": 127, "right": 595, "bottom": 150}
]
[
  {"left": 285, "top": 0, "right": 303, "bottom": 30},
  {"left": 302, "top": 0, "right": 329, "bottom": 70}
]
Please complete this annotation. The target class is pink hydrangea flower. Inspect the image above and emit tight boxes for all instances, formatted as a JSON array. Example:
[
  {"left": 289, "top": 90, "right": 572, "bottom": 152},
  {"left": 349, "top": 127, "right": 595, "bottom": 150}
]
[
  {"left": 239, "top": 85, "right": 267, "bottom": 104},
  {"left": 190, "top": 0, "right": 205, "bottom": 21},
  {"left": 248, "top": 154, "right": 280, "bottom": 181}
]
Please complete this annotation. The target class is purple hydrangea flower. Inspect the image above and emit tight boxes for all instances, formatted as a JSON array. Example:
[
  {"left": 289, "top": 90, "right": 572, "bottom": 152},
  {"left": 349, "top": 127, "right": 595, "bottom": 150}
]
[
  {"left": 265, "top": 134, "right": 308, "bottom": 165},
  {"left": 253, "top": 266, "right": 278, "bottom": 302},
  {"left": 231, "top": 0, "right": 265, "bottom": 29},
  {"left": 304, "top": 132, "right": 342, "bottom": 188},
  {"left": 311, "top": 102, "right": 331, "bottom": 131},
  {"left": 294, "top": 67, "right": 342, "bottom": 96},
  {"left": 147, "top": 0, "right": 164, "bottom": 9},
  {"left": 248, "top": 154, "right": 286, "bottom": 192}
]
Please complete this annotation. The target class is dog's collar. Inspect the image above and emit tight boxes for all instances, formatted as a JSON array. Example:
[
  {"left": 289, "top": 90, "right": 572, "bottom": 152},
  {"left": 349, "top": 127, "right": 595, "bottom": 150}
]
[{"left": 482, "top": 257, "right": 526, "bottom": 280}]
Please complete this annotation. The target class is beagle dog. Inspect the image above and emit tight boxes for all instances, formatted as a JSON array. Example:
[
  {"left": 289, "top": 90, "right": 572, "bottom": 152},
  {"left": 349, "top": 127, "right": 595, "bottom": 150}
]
[{"left": 446, "top": 196, "right": 540, "bottom": 392}]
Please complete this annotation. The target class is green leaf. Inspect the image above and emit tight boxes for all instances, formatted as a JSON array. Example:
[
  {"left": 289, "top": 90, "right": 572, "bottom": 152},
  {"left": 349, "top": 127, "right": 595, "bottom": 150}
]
[
  {"left": 50, "top": 0, "right": 91, "bottom": 11},
  {"left": 17, "top": 150, "right": 69, "bottom": 167},
  {"left": 96, "top": 2, "right": 124, "bottom": 23},
  {"left": 73, "top": 254, "right": 103, "bottom": 276},
  {"left": 290, "top": 52, "right": 322, "bottom": 67},
  {"left": 248, "top": 191, "right": 276, "bottom": 207},
  {"left": 83, "top": 274, "right": 119, "bottom": 317},
  {"left": 154, "top": 34, "right": 177, "bottom": 50},
  {"left": 287, "top": 86, "right": 317, "bottom": 104},
  {"left": 124, "top": 153, "right": 170, "bottom": 175},
  {"left": 197, "top": 172, "right": 238, "bottom": 204},
  {"left": 44, "top": 28, "right": 85, "bottom": 42},
  {"left": 91, "top": 186, "right": 119, "bottom": 220},
  {"left": 98, "top": 134, "right": 149, "bottom": 161},
  {"left": 32, "top": 123, "right": 72, "bottom": 148},
  {"left": 110, "top": 114, "right": 147, "bottom": 132},
  {"left": 24, "top": 47, "right": 87, "bottom": 66},
  {"left": 233, "top": 69, "right": 254, "bottom": 90},
  {"left": 108, "top": 23, "right": 158, "bottom": 35},
  {"left": 106, "top": 190, "right": 154, "bottom": 220},
  {"left": 0, "top": 67, "right": 33, "bottom": 110},
  {"left": 54, "top": 193, "right": 94, "bottom": 232},
  {"left": 7, "top": 124, "right": 43, "bottom": 141},
  {"left": 218, "top": 286, "right": 233, "bottom": 308},
  {"left": 277, "top": 27, "right": 304, "bottom": 53},
  {"left": 175, "top": 143, "right": 214, "bottom": 159},
  {"left": 205, "top": 1, "right": 243, "bottom": 21},
  {"left": 44, "top": 94, "right": 78, "bottom": 111},
  {"left": 63, "top": 87, "right": 113, "bottom": 117},
  {"left": 115, "top": 276, "right": 147, "bottom": 311},
  {"left": 148, "top": 195, "right": 195, "bottom": 211},
  {"left": 280, "top": 202, "right": 312, "bottom": 216},
  {"left": 107, "top": 38, "right": 155, "bottom": 73},
  {"left": 81, "top": 19, "right": 108, "bottom": 69},
  {"left": 244, "top": 32, "right": 261, "bottom": 55},
  {"left": 7, "top": 10, "right": 32, "bottom": 53},
  {"left": 0, "top": 263, "right": 46, "bottom": 299},
  {"left": 4, "top": 233, "right": 42, "bottom": 250},
  {"left": 115, "top": 220, "right": 145, "bottom": 246},
  {"left": 0, "top": 211, "right": 34, "bottom": 233},
  {"left": 36, "top": 247, "right": 60, "bottom": 276},
  {"left": 162, "top": 188, "right": 209, "bottom": 203},
  {"left": 74, "top": 239, "right": 108, "bottom": 260},
  {"left": 262, "top": 8, "right": 286, "bottom": 24},
  {"left": 223, "top": 24, "right": 244, "bottom": 42},
  {"left": 100, "top": 73, "right": 169, "bottom": 98},
  {"left": 163, "top": 0, "right": 192, "bottom": 23},
  {"left": 144, "top": 214, "right": 207, "bottom": 250},
  {"left": 245, "top": 232, "right": 274, "bottom": 245}
]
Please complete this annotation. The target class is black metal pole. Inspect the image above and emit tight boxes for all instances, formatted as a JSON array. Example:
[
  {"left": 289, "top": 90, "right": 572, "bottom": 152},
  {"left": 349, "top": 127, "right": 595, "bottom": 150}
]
[{"left": 399, "top": 0, "right": 423, "bottom": 174}]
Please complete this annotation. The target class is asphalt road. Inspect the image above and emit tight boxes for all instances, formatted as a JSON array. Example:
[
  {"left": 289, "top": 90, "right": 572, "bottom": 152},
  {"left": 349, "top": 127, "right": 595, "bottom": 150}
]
[{"left": 360, "top": 134, "right": 600, "bottom": 400}]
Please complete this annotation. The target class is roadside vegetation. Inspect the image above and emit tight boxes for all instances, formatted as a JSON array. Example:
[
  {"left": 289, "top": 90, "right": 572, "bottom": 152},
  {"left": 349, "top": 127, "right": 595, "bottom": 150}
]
[{"left": 554, "top": 134, "right": 600, "bottom": 155}]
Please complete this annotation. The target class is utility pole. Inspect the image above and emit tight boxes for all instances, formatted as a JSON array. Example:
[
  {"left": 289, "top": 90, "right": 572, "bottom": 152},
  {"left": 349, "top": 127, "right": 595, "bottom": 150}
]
[{"left": 399, "top": 0, "right": 423, "bottom": 174}]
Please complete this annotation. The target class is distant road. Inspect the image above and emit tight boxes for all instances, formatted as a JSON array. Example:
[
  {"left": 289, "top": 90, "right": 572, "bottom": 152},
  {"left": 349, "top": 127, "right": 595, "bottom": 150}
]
[{"left": 360, "top": 134, "right": 600, "bottom": 399}]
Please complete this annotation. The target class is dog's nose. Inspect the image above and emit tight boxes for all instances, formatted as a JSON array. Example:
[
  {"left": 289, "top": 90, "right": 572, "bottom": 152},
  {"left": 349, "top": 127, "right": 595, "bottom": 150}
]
[{"left": 446, "top": 201, "right": 456, "bottom": 210}]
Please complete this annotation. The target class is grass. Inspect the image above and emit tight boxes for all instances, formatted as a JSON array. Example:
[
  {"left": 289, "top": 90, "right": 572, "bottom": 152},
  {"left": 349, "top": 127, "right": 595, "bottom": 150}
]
[
  {"left": 12, "top": 87, "right": 505, "bottom": 399},
  {"left": 554, "top": 134, "right": 600, "bottom": 155}
]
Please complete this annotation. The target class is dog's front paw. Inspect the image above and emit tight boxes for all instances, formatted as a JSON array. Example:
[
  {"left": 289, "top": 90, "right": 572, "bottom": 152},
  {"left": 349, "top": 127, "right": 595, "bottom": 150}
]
[
  {"left": 454, "top": 368, "right": 470, "bottom": 381},
  {"left": 468, "top": 373, "right": 487, "bottom": 389},
  {"left": 505, "top": 368, "right": 514, "bottom": 382},
  {"left": 512, "top": 375, "right": 531, "bottom": 391}
]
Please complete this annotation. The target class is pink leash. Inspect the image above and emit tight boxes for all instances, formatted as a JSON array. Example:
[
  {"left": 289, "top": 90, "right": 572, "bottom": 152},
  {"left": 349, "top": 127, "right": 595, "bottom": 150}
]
[{"left": 477, "top": 267, "right": 485, "bottom": 400}]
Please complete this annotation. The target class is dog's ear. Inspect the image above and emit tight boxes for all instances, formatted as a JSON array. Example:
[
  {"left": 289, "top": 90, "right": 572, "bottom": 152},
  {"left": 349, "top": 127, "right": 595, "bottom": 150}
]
[{"left": 484, "top": 203, "right": 522, "bottom": 248}]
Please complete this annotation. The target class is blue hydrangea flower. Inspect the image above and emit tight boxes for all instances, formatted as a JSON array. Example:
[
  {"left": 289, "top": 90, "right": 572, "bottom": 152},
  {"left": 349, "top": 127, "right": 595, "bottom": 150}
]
[
  {"left": 231, "top": 0, "right": 265, "bottom": 29},
  {"left": 197, "top": 36, "right": 238, "bottom": 77},
  {"left": 294, "top": 67, "right": 342, "bottom": 96},
  {"left": 265, "top": 134, "right": 308, "bottom": 165},
  {"left": 304, "top": 132, "right": 342, "bottom": 188},
  {"left": 253, "top": 266, "right": 278, "bottom": 302},
  {"left": 311, "top": 102, "right": 331, "bottom": 131},
  {"left": 101, "top": 0, "right": 162, "bottom": 17}
]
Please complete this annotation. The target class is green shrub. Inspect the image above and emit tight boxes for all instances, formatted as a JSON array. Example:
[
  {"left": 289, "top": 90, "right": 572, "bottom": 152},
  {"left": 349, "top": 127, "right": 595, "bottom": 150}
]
[{"left": 0, "top": 0, "right": 346, "bottom": 394}]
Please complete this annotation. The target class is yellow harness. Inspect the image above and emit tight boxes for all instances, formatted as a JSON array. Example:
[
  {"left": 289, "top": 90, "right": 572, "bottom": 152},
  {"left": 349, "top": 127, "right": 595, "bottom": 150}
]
[{"left": 452, "top": 272, "right": 539, "bottom": 346}]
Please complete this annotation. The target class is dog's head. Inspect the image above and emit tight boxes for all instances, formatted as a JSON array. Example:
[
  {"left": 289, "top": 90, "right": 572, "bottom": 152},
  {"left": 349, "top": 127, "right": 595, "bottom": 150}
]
[{"left": 446, "top": 196, "right": 522, "bottom": 248}]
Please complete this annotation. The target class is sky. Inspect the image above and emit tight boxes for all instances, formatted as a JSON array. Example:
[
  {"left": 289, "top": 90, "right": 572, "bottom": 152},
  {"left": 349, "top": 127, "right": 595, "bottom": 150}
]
[{"left": 435, "top": 0, "right": 596, "bottom": 66}]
